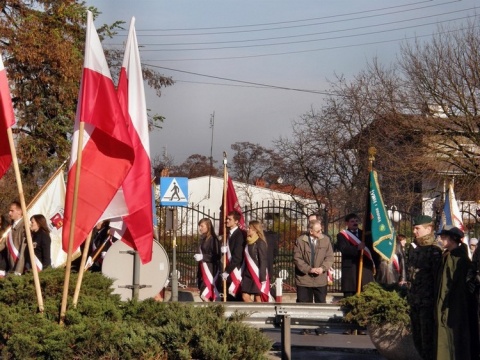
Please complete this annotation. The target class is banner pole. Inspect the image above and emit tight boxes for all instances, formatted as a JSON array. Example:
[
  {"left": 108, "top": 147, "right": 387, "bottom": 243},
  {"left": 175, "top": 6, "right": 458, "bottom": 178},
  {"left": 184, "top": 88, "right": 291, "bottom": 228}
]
[
  {"left": 72, "top": 230, "right": 93, "bottom": 307},
  {"left": 357, "top": 147, "right": 376, "bottom": 295},
  {"left": 60, "top": 121, "right": 85, "bottom": 324},
  {"left": 222, "top": 151, "right": 227, "bottom": 302},
  {"left": 7, "top": 128, "right": 44, "bottom": 312}
]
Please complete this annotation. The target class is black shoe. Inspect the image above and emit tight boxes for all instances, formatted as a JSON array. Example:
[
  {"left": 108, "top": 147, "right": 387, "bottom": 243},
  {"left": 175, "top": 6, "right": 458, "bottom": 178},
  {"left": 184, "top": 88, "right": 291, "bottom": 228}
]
[
  {"left": 301, "top": 329, "right": 312, "bottom": 335},
  {"left": 358, "top": 330, "right": 367, "bottom": 335},
  {"left": 315, "top": 329, "right": 327, "bottom": 335}
]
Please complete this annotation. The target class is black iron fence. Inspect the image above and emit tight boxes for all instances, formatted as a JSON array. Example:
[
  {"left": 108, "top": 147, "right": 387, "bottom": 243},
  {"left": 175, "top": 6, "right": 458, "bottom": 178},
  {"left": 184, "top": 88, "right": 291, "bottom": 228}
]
[{"left": 156, "top": 201, "right": 480, "bottom": 294}]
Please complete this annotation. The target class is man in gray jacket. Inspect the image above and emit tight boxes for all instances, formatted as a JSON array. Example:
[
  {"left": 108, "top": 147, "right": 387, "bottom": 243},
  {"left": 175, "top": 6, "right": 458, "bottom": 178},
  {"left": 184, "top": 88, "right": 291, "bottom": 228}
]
[{"left": 294, "top": 220, "right": 334, "bottom": 303}]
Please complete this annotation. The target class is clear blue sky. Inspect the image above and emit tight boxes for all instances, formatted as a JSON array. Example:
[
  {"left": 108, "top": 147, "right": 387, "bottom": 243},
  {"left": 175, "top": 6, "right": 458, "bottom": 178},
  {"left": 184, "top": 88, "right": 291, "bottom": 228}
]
[{"left": 87, "top": 0, "right": 478, "bottom": 166}]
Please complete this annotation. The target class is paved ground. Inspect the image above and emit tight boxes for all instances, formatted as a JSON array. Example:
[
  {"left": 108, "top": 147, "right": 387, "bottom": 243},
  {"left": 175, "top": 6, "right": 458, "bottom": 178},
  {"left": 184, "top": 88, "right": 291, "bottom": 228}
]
[
  {"left": 162, "top": 289, "right": 386, "bottom": 359},
  {"left": 263, "top": 328, "right": 385, "bottom": 359}
]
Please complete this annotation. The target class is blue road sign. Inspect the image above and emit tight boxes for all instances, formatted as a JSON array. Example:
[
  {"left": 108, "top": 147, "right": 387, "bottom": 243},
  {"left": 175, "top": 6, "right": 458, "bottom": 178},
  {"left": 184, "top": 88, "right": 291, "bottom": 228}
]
[{"left": 160, "top": 177, "right": 188, "bottom": 206}]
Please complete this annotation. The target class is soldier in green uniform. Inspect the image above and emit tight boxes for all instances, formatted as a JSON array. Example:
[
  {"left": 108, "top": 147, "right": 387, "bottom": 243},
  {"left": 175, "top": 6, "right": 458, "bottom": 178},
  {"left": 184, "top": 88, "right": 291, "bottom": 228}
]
[
  {"left": 436, "top": 226, "right": 479, "bottom": 360},
  {"left": 407, "top": 215, "right": 443, "bottom": 360}
]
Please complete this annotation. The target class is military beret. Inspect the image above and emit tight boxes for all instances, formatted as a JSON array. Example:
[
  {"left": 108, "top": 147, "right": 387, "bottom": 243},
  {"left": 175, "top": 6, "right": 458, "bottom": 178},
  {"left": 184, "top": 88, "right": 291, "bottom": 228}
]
[
  {"left": 439, "top": 225, "right": 464, "bottom": 241},
  {"left": 413, "top": 215, "right": 433, "bottom": 226}
]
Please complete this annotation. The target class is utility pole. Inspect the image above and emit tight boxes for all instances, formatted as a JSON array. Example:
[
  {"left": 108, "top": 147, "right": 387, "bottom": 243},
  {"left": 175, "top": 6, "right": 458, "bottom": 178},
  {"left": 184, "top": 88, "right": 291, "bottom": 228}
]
[{"left": 208, "top": 112, "right": 215, "bottom": 198}]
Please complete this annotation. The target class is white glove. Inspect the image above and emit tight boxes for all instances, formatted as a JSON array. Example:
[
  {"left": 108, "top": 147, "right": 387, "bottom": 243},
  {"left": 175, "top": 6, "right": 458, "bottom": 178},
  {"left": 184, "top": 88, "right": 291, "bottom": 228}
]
[
  {"left": 221, "top": 272, "right": 229, "bottom": 281},
  {"left": 194, "top": 254, "right": 203, "bottom": 262},
  {"left": 100, "top": 251, "right": 107, "bottom": 259},
  {"left": 221, "top": 246, "right": 228, "bottom": 254},
  {"left": 84, "top": 256, "right": 93, "bottom": 269}
]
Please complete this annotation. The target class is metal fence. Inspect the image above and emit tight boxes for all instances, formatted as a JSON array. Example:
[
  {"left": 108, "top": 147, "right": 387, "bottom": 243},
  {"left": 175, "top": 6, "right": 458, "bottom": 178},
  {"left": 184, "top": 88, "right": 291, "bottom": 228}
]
[
  {"left": 156, "top": 201, "right": 480, "bottom": 294},
  {"left": 158, "top": 201, "right": 338, "bottom": 293}
]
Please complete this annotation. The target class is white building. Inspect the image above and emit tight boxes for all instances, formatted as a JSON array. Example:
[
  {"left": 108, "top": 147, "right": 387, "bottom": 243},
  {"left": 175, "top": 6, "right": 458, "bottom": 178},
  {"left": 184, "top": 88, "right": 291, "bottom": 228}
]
[{"left": 176, "top": 176, "right": 319, "bottom": 233}]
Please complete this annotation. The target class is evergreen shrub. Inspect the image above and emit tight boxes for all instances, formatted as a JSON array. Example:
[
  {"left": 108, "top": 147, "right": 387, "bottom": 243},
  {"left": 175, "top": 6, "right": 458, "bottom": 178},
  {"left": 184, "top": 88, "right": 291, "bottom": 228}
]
[
  {"left": 0, "top": 269, "right": 272, "bottom": 359},
  {"left": 339, "top": 282, "right": 410, "bottom": 327}
]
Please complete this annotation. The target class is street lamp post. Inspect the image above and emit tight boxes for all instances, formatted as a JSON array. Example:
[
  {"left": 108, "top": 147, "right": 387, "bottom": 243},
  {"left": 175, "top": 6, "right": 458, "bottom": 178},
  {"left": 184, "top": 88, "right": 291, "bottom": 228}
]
[{"left": 387, "top": 205, "right": 402, "bottom": 228}]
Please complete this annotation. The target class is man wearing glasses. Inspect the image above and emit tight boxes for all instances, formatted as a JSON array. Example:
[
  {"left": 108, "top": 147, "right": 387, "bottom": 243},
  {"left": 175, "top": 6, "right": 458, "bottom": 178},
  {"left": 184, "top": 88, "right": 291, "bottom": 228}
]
[{"left": 294, "top": 219, "right": 334, "bottom": 304}]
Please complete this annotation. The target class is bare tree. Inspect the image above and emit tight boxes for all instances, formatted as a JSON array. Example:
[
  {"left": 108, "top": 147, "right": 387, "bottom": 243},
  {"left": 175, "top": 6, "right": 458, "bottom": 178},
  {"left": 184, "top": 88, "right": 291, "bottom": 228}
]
[
  {"left": 171, "top": 154, "right": 218, "bottom": 178},
  {"left": 399, "top": 20, "right": 480, "bottom": 192},
  {"left": 276, "top": 20, "right": 480, "bottom": 216},
  {"left": 229, "top": 142, "right": 283, "bottom": 184}
]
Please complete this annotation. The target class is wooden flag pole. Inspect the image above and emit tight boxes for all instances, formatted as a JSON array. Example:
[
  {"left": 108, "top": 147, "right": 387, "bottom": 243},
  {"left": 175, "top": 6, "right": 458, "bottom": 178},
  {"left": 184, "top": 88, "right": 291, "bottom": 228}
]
[
  {"left": 356, "top": 147, "right": 376, "bottom": 295},
  {"left": 7, "top": 128, "right": 44, "bottom": 312},
  {"left": 60, "top": 122, "right": 85, "bottom": 324},
  {"left": 72, "top": 230, "right": 93, "bottom": 308},
  {"left": 222, "top": 152, "right": 228, "bottom": 302}
]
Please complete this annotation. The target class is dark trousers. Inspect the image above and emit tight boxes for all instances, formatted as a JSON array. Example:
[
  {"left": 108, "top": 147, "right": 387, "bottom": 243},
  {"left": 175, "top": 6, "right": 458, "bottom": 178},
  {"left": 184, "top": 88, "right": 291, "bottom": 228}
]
[
  {"left": 410, "top": 306, "right": 435, "bottom": 360},
  {"left": 296, "top": 285, "right": 327, "bottom": 303}
]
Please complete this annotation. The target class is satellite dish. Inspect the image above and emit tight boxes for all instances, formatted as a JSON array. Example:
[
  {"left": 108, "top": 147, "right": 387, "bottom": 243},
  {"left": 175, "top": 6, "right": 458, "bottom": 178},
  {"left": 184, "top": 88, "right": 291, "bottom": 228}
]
[
  {"left": 102, "top": 240, "right": 170, "bottom": 301},
  {"left": 278, "top": 269, "right": 289, "bottom": 280},
  {"left": 277, "top": 177, "right": 284, "bottom": 184}
]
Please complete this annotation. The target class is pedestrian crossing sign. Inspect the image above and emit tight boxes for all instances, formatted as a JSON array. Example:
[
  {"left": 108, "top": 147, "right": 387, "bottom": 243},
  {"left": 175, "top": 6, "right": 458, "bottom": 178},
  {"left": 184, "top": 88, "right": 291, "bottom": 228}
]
[{"left": 160, "top": 177, "right": 188, "bottom": 206}]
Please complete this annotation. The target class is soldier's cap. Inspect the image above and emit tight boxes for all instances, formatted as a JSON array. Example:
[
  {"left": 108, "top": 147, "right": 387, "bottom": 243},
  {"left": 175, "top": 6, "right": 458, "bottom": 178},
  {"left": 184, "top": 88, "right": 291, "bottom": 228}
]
[
  {"left": 439, "top": 225, "right": 464, "bottom": 241},
  {"left": 470, "top": 238, "right": 478, "bottom": 245},
  {"left": 412, "top": 215, "right": 433, "bottom": 226}
]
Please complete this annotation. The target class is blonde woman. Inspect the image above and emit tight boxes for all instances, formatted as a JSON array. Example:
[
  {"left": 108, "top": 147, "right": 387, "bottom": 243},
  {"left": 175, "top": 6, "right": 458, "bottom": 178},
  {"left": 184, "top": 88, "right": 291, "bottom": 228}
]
[{"left": 242, "top": 220, "right": 269, "bottom": 302}]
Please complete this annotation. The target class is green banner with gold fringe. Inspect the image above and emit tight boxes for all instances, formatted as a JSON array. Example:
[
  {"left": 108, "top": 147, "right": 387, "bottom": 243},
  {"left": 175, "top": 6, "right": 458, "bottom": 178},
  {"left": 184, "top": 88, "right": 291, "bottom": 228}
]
[{"left": 369, "top": 170, "right": 395, "bottom": 261}]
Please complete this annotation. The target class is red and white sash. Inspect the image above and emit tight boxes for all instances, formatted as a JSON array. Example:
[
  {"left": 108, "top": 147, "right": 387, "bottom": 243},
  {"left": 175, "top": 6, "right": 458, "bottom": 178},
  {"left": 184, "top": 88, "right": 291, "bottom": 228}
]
[
  {"left": 226, "top": 244, "right": 242, "bottom": 296},
  {"left": 199, "top": 248, "right": 219, "bottom": 301},
  {"left": 7, "top": 227, "right": 43, "bottom": 272},
  {"left": 340, "top": 230, "right": 375, "bottom": 270},
  {"left": 392, "top": 254, "right": 400, "bottom": 273},
  {"left": 7, "top": 227, "right": 20, "bottom": 264},
  {"left": 244, "top": 245, "right": 272, "bottom": 302}
]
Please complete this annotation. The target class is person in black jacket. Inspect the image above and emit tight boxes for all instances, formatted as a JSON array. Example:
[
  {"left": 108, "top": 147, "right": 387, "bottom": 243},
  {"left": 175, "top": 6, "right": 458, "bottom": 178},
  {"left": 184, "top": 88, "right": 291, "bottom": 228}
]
[
  {"left": 220, "top": 210, "right": 246, "bottom": 301},
  {"left": 26, "top": 214, "right": 51, "bottom": 270},
  {"left": 336, "top": 213, "right": 375, "bottom": 298},
  {"left": 194, "top": 218, "right": 221, "bottom": 302}
]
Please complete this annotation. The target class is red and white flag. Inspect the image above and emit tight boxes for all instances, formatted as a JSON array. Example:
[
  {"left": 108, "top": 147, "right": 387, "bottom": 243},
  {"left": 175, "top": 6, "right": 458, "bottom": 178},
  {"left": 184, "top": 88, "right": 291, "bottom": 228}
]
[
  {"left": 110, "top": 17, "right": 153, "bottom": 264},
  {"left": 0, "top": 54, "right": 14, "bottom": 179},
  {"left": 62, "top": 11, "right": 134, "bottom": 254}
]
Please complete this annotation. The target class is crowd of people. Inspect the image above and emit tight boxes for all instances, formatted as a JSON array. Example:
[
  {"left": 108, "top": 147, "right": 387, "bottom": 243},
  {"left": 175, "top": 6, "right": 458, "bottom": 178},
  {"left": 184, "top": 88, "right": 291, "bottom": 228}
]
[
  {"left": 194, "top": 210, "right": 480, "bottom": 359},
  {"left": 329, "top": 213, "right": 480, "bottom": 359},
  {"left": 0, "top": 201, "right": 52, "bottom": 276},
  {"left": 0, "top": 200, "right": 119, "bottom": 276}
]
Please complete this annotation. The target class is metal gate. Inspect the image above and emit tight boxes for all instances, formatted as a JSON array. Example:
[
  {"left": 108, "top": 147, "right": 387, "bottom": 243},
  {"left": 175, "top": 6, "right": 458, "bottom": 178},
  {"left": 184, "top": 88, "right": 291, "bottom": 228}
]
[{"left": 157, "top": 200, "right": 325, "bottom": 293}]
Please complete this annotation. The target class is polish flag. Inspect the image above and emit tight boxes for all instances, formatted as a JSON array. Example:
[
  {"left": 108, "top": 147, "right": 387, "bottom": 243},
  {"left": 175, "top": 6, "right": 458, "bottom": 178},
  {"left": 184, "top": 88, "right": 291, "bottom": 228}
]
[
  {"left": 62, "top": 11, "right": 134, "bottom": 254},
  {"left": 113, "top": 17, "right": 153, "bottom": 264},
  {"left": 0, "top": 54, "right": 14, "bottom": 179}
]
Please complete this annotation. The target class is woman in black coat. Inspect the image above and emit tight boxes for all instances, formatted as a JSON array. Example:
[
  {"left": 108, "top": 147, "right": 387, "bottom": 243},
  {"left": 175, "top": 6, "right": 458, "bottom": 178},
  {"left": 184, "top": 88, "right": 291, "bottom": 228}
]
[
  {"left": 194, "top": 218, "right": 220, "bottom": 301},
  {"left": 27, "top": 214, "right": 51, "bottom": 270}
]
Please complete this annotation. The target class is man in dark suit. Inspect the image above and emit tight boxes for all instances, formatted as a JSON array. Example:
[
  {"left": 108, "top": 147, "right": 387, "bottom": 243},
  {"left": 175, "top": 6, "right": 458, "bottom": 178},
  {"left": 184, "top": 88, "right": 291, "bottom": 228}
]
[
  {"left": 336, "top": 213, "right": 375, "bottom": 298},
  {"left": 221, "top": 210, "right": 246, "bottom": 301},
  {"left": 7, "top": 201, "right": 27, "bottom": 275},
  {"left": 264, "top": 228, "right": 279, "bottom": 282}
]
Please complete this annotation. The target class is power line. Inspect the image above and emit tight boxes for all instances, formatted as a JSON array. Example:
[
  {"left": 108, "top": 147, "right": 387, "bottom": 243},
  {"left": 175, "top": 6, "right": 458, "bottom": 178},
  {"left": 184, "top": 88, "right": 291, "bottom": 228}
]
[
  {"left": 140, "top": 25, "right": 476, "bottom": 62},
  {"left": 142, "top": 64, "right": 332, "bottom": 95},
  {"left": 137, "top": 12, "right": 473, "bottom": 52},
  {"left": 124, "top": 0, "right": 453, "bottom": 34}
]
